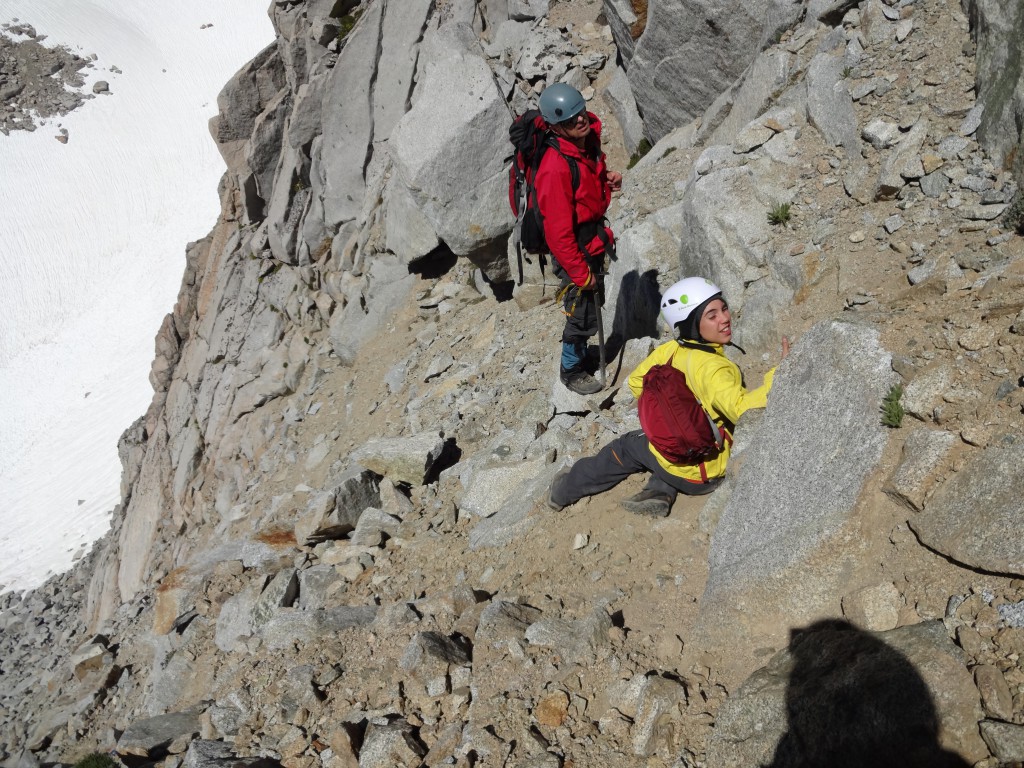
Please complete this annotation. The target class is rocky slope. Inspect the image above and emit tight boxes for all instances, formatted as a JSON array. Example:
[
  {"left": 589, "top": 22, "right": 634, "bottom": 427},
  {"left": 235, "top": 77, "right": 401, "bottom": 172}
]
[
  {"left": 0, "top": 21, "right": 104, "bottom": 139},
  {"left": 3, "top": 0, "right": 1024, "bottom": 766}
]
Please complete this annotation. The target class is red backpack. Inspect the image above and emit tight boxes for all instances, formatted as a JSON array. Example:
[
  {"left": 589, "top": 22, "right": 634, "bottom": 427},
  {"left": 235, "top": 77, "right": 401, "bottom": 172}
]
[
  {"left": 637, "top": 349, "right": 726, "bottom": 473},
  {"left": 508, "top": 109, "right": 579, "bottom": 284}
]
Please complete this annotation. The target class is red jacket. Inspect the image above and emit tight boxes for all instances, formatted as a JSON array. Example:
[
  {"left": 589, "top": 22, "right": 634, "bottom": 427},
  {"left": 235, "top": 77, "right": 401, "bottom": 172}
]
[{"left": 534, "top": 113, "right": 615, "bottom": 287}]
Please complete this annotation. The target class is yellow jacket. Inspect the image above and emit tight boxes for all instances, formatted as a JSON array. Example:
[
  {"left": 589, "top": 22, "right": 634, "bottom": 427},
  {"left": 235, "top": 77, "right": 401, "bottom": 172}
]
[{"left": 628, "top": 340, "right": 776, "bottom": 482}]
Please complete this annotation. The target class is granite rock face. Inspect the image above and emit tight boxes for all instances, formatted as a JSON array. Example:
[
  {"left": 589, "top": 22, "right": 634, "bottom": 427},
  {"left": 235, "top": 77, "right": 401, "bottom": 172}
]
[
  {"left": 7, "top": 1, "right": 1024, "bottom": 766},
  {"left": 696, "top": 320, "right": 898, "bottom": 684},
  {"left": 962, "top": 0, "right": 1024, "bottom": 175},
  {"left": 622, "top": 0, "right": 803, "bottom": 143}
]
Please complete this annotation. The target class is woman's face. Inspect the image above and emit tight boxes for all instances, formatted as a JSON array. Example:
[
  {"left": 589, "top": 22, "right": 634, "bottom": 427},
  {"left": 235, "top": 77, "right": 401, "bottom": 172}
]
[{"left": 699, "top": 298, "right": 732, "bottom": 345}]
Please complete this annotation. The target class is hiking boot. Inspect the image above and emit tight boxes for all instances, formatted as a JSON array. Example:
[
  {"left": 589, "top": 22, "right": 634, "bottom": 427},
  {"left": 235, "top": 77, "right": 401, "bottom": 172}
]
[
  {"left": 621, "top": 489, "right": 673, "bottom": 518},
  {"left": 545, "top": 467, "right": 571, "bottom": 512},
  {"left": 560, "top": 367, "right": 602, "bottom": 395}
]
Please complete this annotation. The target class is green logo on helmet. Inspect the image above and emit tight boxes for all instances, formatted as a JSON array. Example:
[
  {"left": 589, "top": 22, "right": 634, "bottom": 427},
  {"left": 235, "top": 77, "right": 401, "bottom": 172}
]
[{"left": 680, "top": 294, "right": 688, "bottom": 304}]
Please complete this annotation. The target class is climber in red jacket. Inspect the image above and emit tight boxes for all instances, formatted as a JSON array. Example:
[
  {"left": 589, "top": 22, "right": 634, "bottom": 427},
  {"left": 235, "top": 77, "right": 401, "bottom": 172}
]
[{"left": 535, "top": 83, "right": 622, "bottom": 395}]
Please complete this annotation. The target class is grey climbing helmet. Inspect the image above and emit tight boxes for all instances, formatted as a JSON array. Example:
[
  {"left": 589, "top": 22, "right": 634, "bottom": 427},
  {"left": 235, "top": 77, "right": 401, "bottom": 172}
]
[{"left": 538, "top": 83, "right": 586, "bottom": 125}]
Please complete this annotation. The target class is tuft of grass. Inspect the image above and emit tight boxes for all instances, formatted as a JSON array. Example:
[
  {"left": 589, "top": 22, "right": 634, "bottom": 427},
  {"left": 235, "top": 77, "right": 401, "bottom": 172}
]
[
  {"left": 336, "top": 11, "right": 362, "bottom": 44},
  {"left": 842, "top": 65, "right": 853, "bottom": 79},
  {"left": 880, "top": 383, "right": 905, "bottom": 428},
  {"left": 74, "top": 755, "right": 116, "bottom": 768},
  {"left": 767, "top": 201, "right": 792, "bottom": 226},
  {"left": 627, "top": 137, "right": 652, "bottom": 169}
]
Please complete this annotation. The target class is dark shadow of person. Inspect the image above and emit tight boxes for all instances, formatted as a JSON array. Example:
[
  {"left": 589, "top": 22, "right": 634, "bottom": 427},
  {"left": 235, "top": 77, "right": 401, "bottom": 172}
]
[
  {"left": 766, "top": 619, "right": 971, "bottom": 768},
  {"left": 603, "top": 268, "right": 662, "bottom": 382}
]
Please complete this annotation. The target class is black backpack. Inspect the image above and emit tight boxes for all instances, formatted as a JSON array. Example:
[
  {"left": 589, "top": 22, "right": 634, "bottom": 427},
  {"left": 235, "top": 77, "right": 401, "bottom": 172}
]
[{"left": 508, "top": 109, "right": 579, "bottom": 285}]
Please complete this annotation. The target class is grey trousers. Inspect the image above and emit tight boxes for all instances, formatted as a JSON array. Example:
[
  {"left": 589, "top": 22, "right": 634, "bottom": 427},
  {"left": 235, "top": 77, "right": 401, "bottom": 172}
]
[{"left": 551, "top": 430, "right": 722, "bottom": 508}]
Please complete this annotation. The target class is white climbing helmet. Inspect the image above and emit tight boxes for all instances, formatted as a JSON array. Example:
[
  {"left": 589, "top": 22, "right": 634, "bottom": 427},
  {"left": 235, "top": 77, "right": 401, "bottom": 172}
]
[{"left": 660, "top": 277, "right": 723, "bottom": 330}]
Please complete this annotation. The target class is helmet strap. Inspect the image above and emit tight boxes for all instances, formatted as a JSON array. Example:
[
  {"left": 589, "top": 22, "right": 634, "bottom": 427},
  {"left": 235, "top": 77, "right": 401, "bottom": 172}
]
[{"left": 675, "top": 339, "right": 746, "bottom": 355}]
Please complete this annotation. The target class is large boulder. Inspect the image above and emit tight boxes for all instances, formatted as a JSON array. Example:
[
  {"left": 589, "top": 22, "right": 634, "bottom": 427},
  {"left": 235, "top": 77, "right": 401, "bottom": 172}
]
[
  {"left": 963, "top": 0, "right": 1024, "bottom": 175},
  {"left": 319, "top": 0, "right": 434, "bottom": 229},
  {"left": 677, "top": 146, "right": 799, "bottom": 354},
  {"left": 603, "top": 66, "right": 646, "bottom": 156},
  {"left": 624, "top": 0, "right": 803, "bottom": 143},
  {"left": 391, "top": 23, "right": 513, "bottom": 280},
  {"left": 294, "top": 467, "right": 382, "bottom": 544},
  {"left": 351, "top": 431, "right": 448, "bottom": 486},
  {"left": 694, "top": 320, "right": 899, "bottom": 686},
  {"left": 327, "top": 254, "right": 416, "bottom": 366},
  {"left": 116, "top": 712, "right": 202, "bottom": 761},
  {"left": 909, "top": 434, "right": 1024, "bottom": 577},
  {"left": 805, "top": 46, "right": 860, "bottom": 160},
  {"left": 210, "top": 44, "right": 287, "bottom": 222},
  {"left": 468, "top": 462, "right": 559, "bottom": 550},
  {"left": 603, "top": 0, "right": 641, "bottom": 65},
  {"left": 383, "top": 180, "right": 441, "bottom": 263},
  {"left": 699, "top": 47, "right": 794, "bottom": 147}
]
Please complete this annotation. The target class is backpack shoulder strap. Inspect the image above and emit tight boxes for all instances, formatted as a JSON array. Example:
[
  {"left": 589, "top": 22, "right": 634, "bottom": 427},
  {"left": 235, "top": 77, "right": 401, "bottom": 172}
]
[
  {"left": 545, "top": 136, "right": 580, "bottom": 192},
  {"left": 678, "top": 344, "right": 726, "bottom": 452}
]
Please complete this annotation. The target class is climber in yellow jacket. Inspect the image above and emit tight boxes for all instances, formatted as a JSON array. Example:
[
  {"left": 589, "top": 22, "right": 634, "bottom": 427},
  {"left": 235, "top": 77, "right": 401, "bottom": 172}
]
[{"left": 546, "top": 276, "right": 789, "bottom": 518}]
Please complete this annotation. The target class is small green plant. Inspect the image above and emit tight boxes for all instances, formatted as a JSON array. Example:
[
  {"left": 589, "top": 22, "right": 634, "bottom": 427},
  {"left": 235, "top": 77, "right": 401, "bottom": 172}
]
[
  {"left": 74, "top": 754, "right": 116, "bottom": 768},
  {"left": 880, "top": 383, "right": 905, "bottom": 428},
  {"left": 336, "top": 11, "right": 363, "bottom": 44},
  {"left": 627, "top": 137, "right": 652, "bottom": 169},
  {"left": 767, "top": 201, "right": 792, "bottom": 226},
  {"left": 842, "top": 65, "right": 853, "bottom": 79}
]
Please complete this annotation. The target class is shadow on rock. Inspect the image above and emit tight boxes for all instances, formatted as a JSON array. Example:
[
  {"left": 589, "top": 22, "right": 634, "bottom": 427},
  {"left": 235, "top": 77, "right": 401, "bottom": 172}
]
[
  {"left": 604, "top": 268, "right": 662, "bottom": 382},
  {"left": 766, "top": 619, "right": 970, "bottom": 768}
]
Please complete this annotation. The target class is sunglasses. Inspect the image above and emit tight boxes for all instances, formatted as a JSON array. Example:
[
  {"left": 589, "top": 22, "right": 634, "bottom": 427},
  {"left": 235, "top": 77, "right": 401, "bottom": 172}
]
[{"left": 560, "top": 112, "right": 589, "bottom": 127}]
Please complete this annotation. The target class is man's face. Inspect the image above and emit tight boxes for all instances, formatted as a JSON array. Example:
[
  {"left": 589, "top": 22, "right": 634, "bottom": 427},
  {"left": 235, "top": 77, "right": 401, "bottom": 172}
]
[{"left": 552, "top": 111, "right": 590, "bottom": 141}]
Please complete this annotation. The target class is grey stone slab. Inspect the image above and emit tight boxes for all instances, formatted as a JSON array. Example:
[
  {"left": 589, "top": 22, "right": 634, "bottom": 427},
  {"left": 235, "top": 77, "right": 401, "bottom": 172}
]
[
  {"left": 968, "top": 0, "right": 1024, "bottom": 169},
  {"left": 626, "top": 0, "right": 802, "bottom": 143},
  {"left": 876, "top": 121, "right": 928, "bottom": 199},
  {"left": 351, "top": 431, "right": 447, "bottom": 486},
  {"left": 910, "top": 435, "right": 1024, "bottom": 577},
  {"left": 260, "top": 605, "right": 378, "bottom": 650},
  {"left": 807, "top": 51, "right": 859, "bottom": 158},
  {"left": 981, "top": 720, "right": 1024, "bottom": 761},
  {"left": 390, "top": 23, "right": 513, "bottom": 274},
  {"left": 883, "top": 428, "right": 959, "bottom": 512},
  {"left": 696, "top": 320, "right": 898, "bottom": 681},
  {"left": 116, "top": 712, "right": 202, "bottom": 758},
  {"left": 460, "top": 457, "right": 550, "bottom": 519}
]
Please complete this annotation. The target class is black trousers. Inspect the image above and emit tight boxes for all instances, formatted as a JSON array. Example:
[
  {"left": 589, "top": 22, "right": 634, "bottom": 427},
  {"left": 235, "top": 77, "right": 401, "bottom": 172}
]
[
  {"left": 552, "top": 260, "right": 602, "bottom": 345},
  {"left": 551, "top": 430, "right": 722, "bottom": 508}
]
